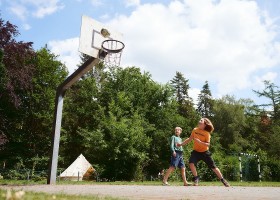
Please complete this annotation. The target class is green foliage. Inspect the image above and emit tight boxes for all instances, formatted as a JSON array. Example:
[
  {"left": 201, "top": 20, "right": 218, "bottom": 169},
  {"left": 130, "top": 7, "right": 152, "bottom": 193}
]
[
  {"left": 1, "top": 17, "right": 280, "bottom": 183},
  {"left": 212, "top": 95, "right": 249, "bottom": 152},
  {"left": 197, "top": 81, "right": 213, "bottom": 118},
  {"left": 0, "top": 46, "right": 68, "bottom": 169}
]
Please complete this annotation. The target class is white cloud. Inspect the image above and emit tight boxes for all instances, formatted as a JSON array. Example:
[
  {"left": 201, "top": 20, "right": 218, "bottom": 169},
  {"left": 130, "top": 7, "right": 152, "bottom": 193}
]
[
  {"left": 124, "top": 0, "right": 140, "bottom": 7},
  {"left": 107, "top": 0, "right": 280, "bottom": 95},
  {"left": 91, "top": 0, "right": 103, "bottom": 7},
  {"left": 189, "top": 87, "right": 201, "bottom": 107},
  {"left": 9, "top": 4, "right": 28, "bottom": 20},
  {"left": 22, "top": 23, "right": 31, "bottom": 30},
  {"left": 100, "top": 13, "right": 110, "bottom": 20},
  {"left": 253, "top": 72, "right": 278, "bottom": 90},
  {"left": 31, "top": 0, "right": 64, "bottom": 18},
  {"left": 48, "top": 38, "right": 80, "bottom": 74},
  {"left": 7, "top": 0, "right": 64, "bottom": 20}
]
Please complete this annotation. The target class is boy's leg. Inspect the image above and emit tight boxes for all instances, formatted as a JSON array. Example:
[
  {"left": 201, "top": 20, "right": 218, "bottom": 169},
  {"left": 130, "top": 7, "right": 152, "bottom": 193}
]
[
  {"left": 212, "top": 167, "right": 230, "bottom": 187},
  {"left": 163, "top": 167, "right": 175, "bottom": 184},
  {"left": 189, "top": 163, "right": 199, "bottom": 186},
  {"left": 202, "top": 151, "right": 230, "bottom": 187},
  {"left": 180, "top": 167, "right": 189, "bottom": 186},
  {"left": 212, "top": 167, "right": 222, "bottom": 179},
  {"left": 189, "top": 151, "right": 200, "bottom": 186},
  {"left": 189, "top": 163, "right": 198, "bottom": 177}
]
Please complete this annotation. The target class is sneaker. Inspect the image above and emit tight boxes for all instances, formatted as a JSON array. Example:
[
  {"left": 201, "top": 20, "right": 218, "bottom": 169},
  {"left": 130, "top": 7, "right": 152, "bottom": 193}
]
[
  {"left": 221, "top": 178, "right": 230, "bottom": 187},
  {"left": 193, "top": 176, "right": 199, "bottom": 186},
  {"left": 162, "top": 182, "right": 170, "bottom": 186}
]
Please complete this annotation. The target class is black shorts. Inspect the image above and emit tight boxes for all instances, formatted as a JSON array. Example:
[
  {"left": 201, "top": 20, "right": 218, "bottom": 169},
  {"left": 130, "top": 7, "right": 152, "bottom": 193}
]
[{"left": 189, "top": 150, "right": 216, "bottom": 169}]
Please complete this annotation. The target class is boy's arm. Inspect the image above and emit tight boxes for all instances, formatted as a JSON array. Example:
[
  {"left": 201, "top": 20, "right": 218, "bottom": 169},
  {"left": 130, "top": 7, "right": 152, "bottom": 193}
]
[
  {"left": 178, "top": 134, "right": 193, "bottom": 146},
  {"left": 170, "top": 136, "right": 176, "bottom": 156},
  {"left": 193, "top": 138, "right": 210, "bottom": 147},
  {"left": 194, "top": 133, "right": 210, "bottom": 147}
]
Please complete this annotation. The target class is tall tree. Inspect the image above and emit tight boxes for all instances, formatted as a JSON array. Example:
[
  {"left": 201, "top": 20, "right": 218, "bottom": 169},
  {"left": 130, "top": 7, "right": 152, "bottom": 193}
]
[
  {"left": 253, "top": 80, "right": 280, "bottom": 120},
  {"left": 170, "top": 72, "right": 190, "bottom": 104},
  {"left": 212, "top": 96, "right": 249, "bottom": 152},
  {"left": 0, "top": 46, "right": 68, "bottom": 169},
  {"left": 170, "top": 72, "right": 198, "bottom": 124},
  {"left": 197, "top": 81, "right": 213, "bottom": 118},
  {"left": 0, "top": 17, "right": 35, "bottom": 107},
  {"left": 0, "top": 17, "right": 35, "bottom": 167}
]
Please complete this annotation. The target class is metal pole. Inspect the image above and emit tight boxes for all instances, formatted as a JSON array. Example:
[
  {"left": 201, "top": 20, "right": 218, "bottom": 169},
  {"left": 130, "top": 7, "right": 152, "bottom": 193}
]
[
  {"left": 47, "top": 92, "right": 64, "bottom": 184},
  {"left": 78, "top": 171, "right": 80, "bottom": 181},
  {"left": 239, "top": 153, "right": 242, "bottom": 182},
  {"left": 257, "top": 156, "right": 261, "bottom": 182},
  {"left": 47, "top": 57, "right": 99, "bottom": 184}
]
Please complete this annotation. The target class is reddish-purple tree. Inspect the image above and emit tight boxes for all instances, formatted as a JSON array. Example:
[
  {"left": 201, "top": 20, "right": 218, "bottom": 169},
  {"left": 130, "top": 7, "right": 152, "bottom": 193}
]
[{"left": 0, "top": 17, "right": 35, "bottom": 107}]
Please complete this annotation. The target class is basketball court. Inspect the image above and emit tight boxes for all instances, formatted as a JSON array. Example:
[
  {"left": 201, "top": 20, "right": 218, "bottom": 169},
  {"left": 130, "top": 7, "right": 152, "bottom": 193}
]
[{"left": 1, "top": 184, "right": 279, "bottom": 200}]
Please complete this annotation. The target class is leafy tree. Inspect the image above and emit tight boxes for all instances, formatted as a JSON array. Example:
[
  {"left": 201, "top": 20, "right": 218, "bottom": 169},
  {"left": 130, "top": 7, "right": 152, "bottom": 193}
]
[
  {"left": 212, "top": 96, "right": 249, "bottom": 152},
  {"left": 0, "top": 17, "right": 35, "bottom": 107},
  {"left": 253, "top": 81, "right": 280, "bottom": 120},
  {"left": 253, "top": 81, "right": 280, "bottom": 159},
  {"left": 0, "top": 46, "right": 68, "bottom": 169},
  {"left": 0, "top": 17, "right": 35, "bottom": 167}
]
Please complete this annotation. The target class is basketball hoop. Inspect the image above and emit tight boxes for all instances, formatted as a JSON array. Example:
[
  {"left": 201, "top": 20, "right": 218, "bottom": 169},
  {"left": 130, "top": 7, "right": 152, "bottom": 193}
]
[{"left": 99, "top": 39, "right": 125, "bottom": 67}]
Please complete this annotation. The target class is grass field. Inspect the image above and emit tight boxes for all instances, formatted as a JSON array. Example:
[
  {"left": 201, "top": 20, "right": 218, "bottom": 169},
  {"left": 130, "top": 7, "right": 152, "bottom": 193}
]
[
  {"left": 1, "top": 179, "right": 280, "bottom": 187},
  {"left": 0, "top": 188, "right": 123, "bottom": 200}
]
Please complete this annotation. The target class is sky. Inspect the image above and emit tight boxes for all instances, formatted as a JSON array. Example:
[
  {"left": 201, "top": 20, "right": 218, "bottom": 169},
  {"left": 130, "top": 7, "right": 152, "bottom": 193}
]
[{"left": 1, "top": 0, "right": 280, "bottom": 105}]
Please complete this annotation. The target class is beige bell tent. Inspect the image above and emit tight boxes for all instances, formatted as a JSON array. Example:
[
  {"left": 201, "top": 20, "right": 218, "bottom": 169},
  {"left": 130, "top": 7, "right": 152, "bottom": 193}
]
[{"left": 60, "top": 154, "right": 95, "bottom": 181}]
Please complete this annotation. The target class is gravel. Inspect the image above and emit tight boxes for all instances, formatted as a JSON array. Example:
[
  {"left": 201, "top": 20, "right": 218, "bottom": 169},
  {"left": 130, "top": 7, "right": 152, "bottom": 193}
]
[{"left": 1, "top": 184, "right": 279, "bottom": 200}]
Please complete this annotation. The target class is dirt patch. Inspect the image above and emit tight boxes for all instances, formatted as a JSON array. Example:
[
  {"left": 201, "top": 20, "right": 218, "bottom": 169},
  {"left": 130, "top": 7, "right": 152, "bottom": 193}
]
[{"left": 1, "top": 184, "right": 279, "bottom": 200}]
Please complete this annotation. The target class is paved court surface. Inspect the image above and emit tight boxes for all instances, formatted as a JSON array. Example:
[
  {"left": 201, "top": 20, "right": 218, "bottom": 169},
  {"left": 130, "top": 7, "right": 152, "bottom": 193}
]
[{"left": 1, "top": 184, "right": 279, "bottom": 200}]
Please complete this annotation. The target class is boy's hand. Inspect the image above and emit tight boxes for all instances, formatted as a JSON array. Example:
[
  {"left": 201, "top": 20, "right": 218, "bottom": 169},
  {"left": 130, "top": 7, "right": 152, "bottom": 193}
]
[
  {"left": 176, "top": 143, "right": 181, "bottom": 147},
  {"left": 172, "top": 151, "right": 176, "bottom": 157},
  {"left": 194, "top": 138, "right": 201, "bottom": 143}
]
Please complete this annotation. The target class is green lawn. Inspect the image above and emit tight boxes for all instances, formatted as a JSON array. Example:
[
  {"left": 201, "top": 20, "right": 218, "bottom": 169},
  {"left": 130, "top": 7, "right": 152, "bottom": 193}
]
[
  {"left": 1, "top": 179, "right": 280, "bottom": 187},
  {"left": 0, "top": 188, "right": 124, "bottom": 200}
]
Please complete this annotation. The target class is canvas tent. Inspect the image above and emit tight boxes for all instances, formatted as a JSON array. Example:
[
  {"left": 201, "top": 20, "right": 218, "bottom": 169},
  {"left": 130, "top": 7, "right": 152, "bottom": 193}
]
[{"left": 60, "top": 154, "right": 95, "bottom": 181}]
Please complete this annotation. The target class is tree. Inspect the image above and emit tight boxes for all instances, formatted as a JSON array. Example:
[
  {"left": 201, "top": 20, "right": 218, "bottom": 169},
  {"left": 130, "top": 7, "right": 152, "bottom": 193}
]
[
  {"left": 0, "top": 17, "right": 35, "bottom": 107},
  {"left": 170, "top": 71, "right": 191, "bottom": 104},
  {"left": 0, "top": 48, "right": 8, "bottom": 150},
  {"left": 197, "top": 81, "right": 213, "bottom": 118},
  {"left": 0, "top": 17, "right": 36, "bottom": 167},
  {"left": 170, "top": 72, "right": 198, "bottom": 124},
  {"left": 253, "top": 81, "right": 280, "bottom": 120},
  {"left": 212, "top": 96, "right": 249, "bottom": 152},
  {"left": 0, "top": 46, "right": 68, "bottom": 169}
]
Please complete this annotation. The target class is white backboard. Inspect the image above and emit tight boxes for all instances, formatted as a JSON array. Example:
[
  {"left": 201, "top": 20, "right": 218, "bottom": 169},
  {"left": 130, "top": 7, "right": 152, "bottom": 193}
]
[{"left": 79, "top": 15, "right": 123, "bottom": 58}]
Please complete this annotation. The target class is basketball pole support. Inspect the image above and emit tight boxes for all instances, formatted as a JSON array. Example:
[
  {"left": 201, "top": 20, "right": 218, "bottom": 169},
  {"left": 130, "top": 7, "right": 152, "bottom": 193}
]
[{"left": 47, "top": 57, "right": 99, "bottom": 184}]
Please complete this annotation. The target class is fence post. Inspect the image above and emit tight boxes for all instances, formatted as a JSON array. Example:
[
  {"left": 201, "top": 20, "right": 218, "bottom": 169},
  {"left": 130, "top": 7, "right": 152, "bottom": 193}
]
[
  {"left": 239, "top": 153, "right": 242, "bottom": 182},
  {"left": 27, "top": 170, "right": 30, "bottom": 181},
  {"left": 257, "top": 156, "right": 261, "bottom": 182},
  {"left": 78, "top": 171, "right": 80, "bottom": 181}
]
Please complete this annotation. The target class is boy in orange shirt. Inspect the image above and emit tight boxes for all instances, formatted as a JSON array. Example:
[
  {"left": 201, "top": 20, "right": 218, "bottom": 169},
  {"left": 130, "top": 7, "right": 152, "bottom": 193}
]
[{"left": 177, "top": 118, "right": 230, "bottom": 187}]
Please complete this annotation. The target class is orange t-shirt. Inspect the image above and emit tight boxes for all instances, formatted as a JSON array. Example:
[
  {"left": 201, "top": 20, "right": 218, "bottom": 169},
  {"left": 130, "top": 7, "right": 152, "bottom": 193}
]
[{"left": 191, "top": 128, "right": 211, "bottom": 152}]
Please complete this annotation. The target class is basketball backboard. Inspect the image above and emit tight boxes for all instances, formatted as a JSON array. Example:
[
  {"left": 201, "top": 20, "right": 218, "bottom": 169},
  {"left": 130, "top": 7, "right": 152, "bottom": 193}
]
[{"left": 79, "top": 15, "right": 123, "bottom": 59}]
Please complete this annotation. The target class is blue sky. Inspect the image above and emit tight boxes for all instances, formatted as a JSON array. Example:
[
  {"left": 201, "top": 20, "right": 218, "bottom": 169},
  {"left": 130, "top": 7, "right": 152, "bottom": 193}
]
[{"left": 1, "top": 0, "right": 280, "bottom": 105}]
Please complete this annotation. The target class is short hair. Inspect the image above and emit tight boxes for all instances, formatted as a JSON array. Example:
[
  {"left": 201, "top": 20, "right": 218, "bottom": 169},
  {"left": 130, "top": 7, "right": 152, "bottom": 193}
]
[
  {"left": 175, "top": 127, "right": 182, "bottom": 131},
  {"left": 202, "top": 118, "right": 214, "bottom": 133}
]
